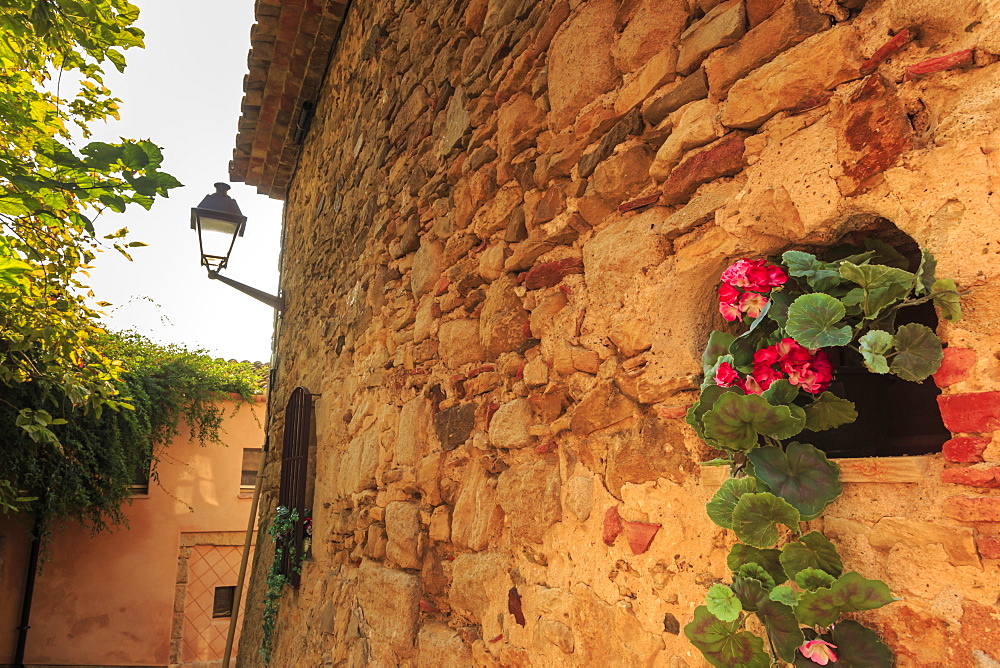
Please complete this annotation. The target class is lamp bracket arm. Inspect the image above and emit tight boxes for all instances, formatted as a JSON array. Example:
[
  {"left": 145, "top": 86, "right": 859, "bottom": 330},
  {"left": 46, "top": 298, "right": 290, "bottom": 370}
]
[{"left": 207, "top": 270, "right": 285, "bottom": 312}]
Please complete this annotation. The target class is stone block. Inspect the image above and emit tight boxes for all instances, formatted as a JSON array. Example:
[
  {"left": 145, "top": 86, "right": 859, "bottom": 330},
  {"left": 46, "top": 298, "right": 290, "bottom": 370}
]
[
  {"left": 869, "top": 516, "right": 981, "bottom": 568},
  {"left": 385, "top": 501, "right": 423, "bottom": 570},
  {"left": 943, "top": 436, "right": 990, "bottom": 463},
  {"left": 704, "top": 0, "right": 830, "bottom": 97},
  {"left": 721, "top": 25, "right": 862, "bottom": 129},
  {"left": 942, "top": 466, "right": 1000, "bottom": 489},
  {"left": 532, "top": 185, "right": 565, "bottom": 226},
  {"left": 450, "top": 552, "right": 509, "bottom": 622},
  {"left": 676, "top": 0, "right": 746, "bottom": 75},
  {"left": 612, "top": 0, "right": 686, "bottom": 74},
  {"left": 622, "top": 521, "right": 660, "bottom": 555},
  {"left": 529, "top": 291, "right": 569, "bottom": 337},
  {"left": 338, "top": 427, "right": 379, "bottom": 496},
  {"left": 411, "top": 240, "right": 444, "bottom": 298},
  {"left": 397, "top": 397, "right": 432, "bottom": 466},
  {"left": 938, "top": 392, "right": 1000, "bottom": 433},
  {"left": 570, "top": 380, "right": 637, "bottom": 435},
  {"left": 944, "top": 496, "right": 1000, "bottom": 523},
  {"left": 451, "top": 454, "right": 502, "bottom": 551},
  {"left": 649, "top": 99, "right": 723, "bottom": 181},
  {"left": 578, "top": 108, "right": 644, "bottom": 179},
  {"left": 935, "top": 347, "right": 976, "bottom": 388},
  {"left": 438, "top": 319, "right": 487, "bottom": 368},
  {"left": 642, "top": 68, "right": 709, "bottom": 127},
  {"left": 437, "top": 86, "right": 470, "bottom": 157},
  {"left": 975, "top": 533, "right": 1000, "bottom": 560},
  {"left": 565, "top": 474, "right": 594, "bottom": 521},
  {"left": 434, "top": 403, "right": 476, "bottom": 451},
  {"left": 479, "top": 276, "right": 529, "bottom": 357},
  {"left": 831, "top": 73, "right": 912, "bottom": 196},
  {"left": 615, "top": 48, "right": 679, "bottom": 116},
  {"left": 548, "top": 0, "right": 620, "bottom": 129},
  {"left": 746, "top": 0, "right": 784, "bottom": 27},
  {"left": 496, "top": 460, "right": 562, "bottom": 543},
  {"left": 428, "top": 505, "right": 451, "bottom": 542},
  {"left": 592, "top": 143, "right": 654, "bottom": 201},
  {"left": 537, "top": 619, "right": 576, "bottom": 653},
  {"left": 655, "top": 178, "right": 742, "bottom": 237},
  {"left": 417, "top": 623, "right": 473, "bottom": 667},
  {"left": 356, "top": 561, "right": 421, "bottom": 661},
  {"left": 489, "top": 398, "right": 535, "bottom": 449},
  {"left": 661, "top": 131, "right": 747, "bottom": 205},
  {"left": 583, "top": 208, "right": 669, "bottom": 289},
  {"left": 497, "top": 93, "right": 546, "bottom": 170},
  {"left": 523, "top": 257, "right": 585, "bottom": 290}
]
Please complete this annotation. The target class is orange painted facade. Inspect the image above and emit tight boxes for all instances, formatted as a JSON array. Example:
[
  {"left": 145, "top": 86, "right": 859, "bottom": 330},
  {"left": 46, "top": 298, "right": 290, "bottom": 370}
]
[{"left": 0, "top": 398, "right": 265, "bottom": 667}]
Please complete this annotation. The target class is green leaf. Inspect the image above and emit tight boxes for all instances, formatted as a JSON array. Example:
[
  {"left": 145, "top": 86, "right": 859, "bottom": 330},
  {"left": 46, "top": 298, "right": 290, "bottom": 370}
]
[
  {"left": 731, "top": 492, "right": 801, "bottom": 549},
  {"left": 864, "top": 237, "right": 910, "bottom": 269},
  {"left": 786, "top": 293, "right": 852, "bottom": 348},
  {"left": 755, "top": 598, "right": 804, "bottom": 663},
  {"left": 780, "top": 531, "right": 843, "bottom": 581},
  {"left": 684, "top": 606, "right": 770, "bottom": 668},
  {"left": 767, "top": 291, "right": 793, "bottom": 329},
  {"left": 803, "top": 392, "right": 858, "bottom": 432},
  {"left": 120, "top": 142, "right": 149, "bottom": 170},
  {"left": 795, "top": 567, "right": 836, "bottom": 590},
  {"left": 795, "top": 572, "right": 895, "bottom": 627},
  {"left": 707, "top": 477, "right": 760, "bottom": 529},
  {"left": 749, "top": 443, "right": 842, "bottom": 520},
  {"left": 762, "top": 379, "right": 798, "bottom": 406},
  {"left": 932, "top": 278, "right": 962, "bottom": 321},
  {"left": 890, "top": 323, "right": 943, "bottom": 381},
  {"left": 769, "top": 585, "right": 798, "bottom": 607},
  {"left": 687, "top": 384, "right": 737, "bottom": 441},
  {"left": 781, "top": 251, "right": 844, "bottom": 292},
  {"left": 727, "top": 544, "right": 786, "bottom": 586},
  {"left": 731, "top": 576, "right": 768, "bottom": 612},
  {"left": 703, "top": 331, "right": 736, "bottom": 375},
  {"left": 81, "top": 141, "right": 124, "bottom": 168},
  {"left": 829, "top": 620, "right": 894, "bottom": 667},
  {"left": 916, "top": 250, "right": 937, "bottom": 295},
  {"left": 703, "top": 393, "right": 805, "bottom": 451},
  {"left": 839, "top": 262, "right": 916, "bottom": 318},
  {"left": 736, "top": 563, "right": 775, "bottom": 590},
  {"left": 858, "top": 329, "right": 893, "bottom": 374},
  {"left": 706, "top": 583, "right": 742, "bottom": 622}
]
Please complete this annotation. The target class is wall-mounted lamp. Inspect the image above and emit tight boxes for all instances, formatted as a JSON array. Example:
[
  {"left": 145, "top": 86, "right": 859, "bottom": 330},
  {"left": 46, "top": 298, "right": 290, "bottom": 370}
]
[{"left": 191, "top": 183, "right": 284, "bottom": 312}]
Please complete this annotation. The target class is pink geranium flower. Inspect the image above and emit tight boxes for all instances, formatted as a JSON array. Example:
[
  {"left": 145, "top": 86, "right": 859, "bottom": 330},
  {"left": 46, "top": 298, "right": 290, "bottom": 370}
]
[
  {"left": 739, "top": 292, "right": 769, "bottom": 318},
  {"left": 799, "top": 638, "right": 837, "bottom": 665},
  {"left": 715, "top": 362, "right": 741, "bottom": 388}
]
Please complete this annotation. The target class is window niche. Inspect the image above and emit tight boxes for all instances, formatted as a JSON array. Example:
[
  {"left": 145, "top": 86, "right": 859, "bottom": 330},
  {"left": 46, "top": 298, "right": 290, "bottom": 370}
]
[{"left": 798, "top": 222, "right": 949, "bottom": 459}]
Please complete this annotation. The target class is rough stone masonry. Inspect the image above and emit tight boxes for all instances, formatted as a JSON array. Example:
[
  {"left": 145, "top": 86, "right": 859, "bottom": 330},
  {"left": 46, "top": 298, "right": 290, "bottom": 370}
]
[{"left": 233, "top": 0, "right": 1000, "bottom": 665}]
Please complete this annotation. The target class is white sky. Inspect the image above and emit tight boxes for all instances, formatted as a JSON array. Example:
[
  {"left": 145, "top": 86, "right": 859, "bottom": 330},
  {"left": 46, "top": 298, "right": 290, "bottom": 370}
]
[{"left": 83, "top": 0, "right": 284, "bottom": 363}]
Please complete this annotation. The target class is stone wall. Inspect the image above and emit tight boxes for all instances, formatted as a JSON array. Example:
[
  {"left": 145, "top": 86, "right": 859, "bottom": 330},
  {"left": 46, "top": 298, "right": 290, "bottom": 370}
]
[{"left": 237, "top": 0, "right": 1000, "bottom": 665}]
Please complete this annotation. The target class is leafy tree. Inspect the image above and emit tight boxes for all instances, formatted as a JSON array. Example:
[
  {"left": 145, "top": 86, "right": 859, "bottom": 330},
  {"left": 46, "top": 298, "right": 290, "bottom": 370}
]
[
  {"left": 0, "top": 0, "right": 182, "bottom": 452},
  {"left": 0, "top": 331, "right": 266, "bottom": 531}
]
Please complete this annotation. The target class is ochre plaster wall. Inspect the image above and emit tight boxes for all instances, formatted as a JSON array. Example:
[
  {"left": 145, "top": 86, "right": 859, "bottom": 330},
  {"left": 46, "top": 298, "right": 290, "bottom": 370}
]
[
  {"left": 238, "top": 0, "right": 1000, "bottom": 665},
  {"left": 0, "top": 399, "right": 264, "bottom": 666}
]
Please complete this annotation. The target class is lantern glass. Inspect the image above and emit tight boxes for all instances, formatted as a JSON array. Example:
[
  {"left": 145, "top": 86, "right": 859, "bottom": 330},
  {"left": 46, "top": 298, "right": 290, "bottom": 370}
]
[{"left": 190, "top": 183, "right": 246, "bottom": 271}]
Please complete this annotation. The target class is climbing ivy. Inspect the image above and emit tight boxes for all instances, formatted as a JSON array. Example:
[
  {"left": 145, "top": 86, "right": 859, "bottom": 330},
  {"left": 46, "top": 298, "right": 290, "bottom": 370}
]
[
  {"left": 261, "top": 505, "right": 309, "bottom": 664},
  {"left": 0, "top": 330, "right": 265, "bottom": 532}
]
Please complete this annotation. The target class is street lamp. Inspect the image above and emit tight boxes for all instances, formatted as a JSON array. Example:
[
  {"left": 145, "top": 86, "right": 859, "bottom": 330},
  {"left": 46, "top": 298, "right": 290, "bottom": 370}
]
[{"left": 190, "top": 183, "right": 284, "bottom": 312}]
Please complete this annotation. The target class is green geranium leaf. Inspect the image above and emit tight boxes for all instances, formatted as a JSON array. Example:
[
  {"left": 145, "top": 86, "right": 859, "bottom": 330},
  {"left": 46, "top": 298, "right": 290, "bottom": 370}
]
[
  {"left": 786, "top": 293, "right": 852, "bottom": 348},
  {"left": 839, "top": 262, "right": 915, "bottom": 318},
  {"left": 890, "top": 323, "right": 943, "bottom": 381},
  {"left": 829, "top": 620, "right": 895, "bottom": 667},
  {"left": 782, "top": 251, "right": 844, "bottom": 292},
  {"left": 767, "top": 291, "right": 793, "bottom": 328},
  {"left": 795, "top": 572, "right": 895, "bottom": 627},
  {"left": 731, "top": 576, "right": 768, "bottom": 612},
  {"left": 762, "top": 379, "right": 799, "bottom": 406},
  {"left": 732, "top": 492, "right": 801, "bottom": 549},
  {"left": 706, "top": 583, "right": 743, "bottom": 622},
  {"left": 748, "top": 443, "right": 842, "bottom": 520},
  {"left": 803, "top": 392, "right": 857, "bottom": 431},
  {"left": 728, "top": 544, "right": 786, "bottom": 586},
  {"left": 864, "top": 237, "right": 910, "bottom": 269},
  {"left": 707, "top": 477, "right": 760, "bottom": 529},
  {"left": 780, "top": 531, "right": 843, "bottom": 581},
  {"left": 916, "top": 250, "right": 937, "bottom": 295},
  {"left": 685, "top": 606, "right": 771, "bottom": 668},
  {"left": 769, "top": 585, "right": 798, "bottom": 607},
  {"left": 737, "top": 563, "right": 776, "bottom": 590},
  {"left": 729, "top": 336, "right": 759, "bottom": 370},
  {"left": 795, "top": 567, "right": 837, "bottom": 591},
  {"left": 755, "top": 598, "right": 804, "bottom": 663},
  {"left": 703, "top": 331, "right": 737, "bottom": 375},
  {"left": 858, "top": 329, "right": 893, "bottom": 374},
  {"left": 702, "top": 458, "right": 735, "bottom": 467},
  {"left": 932, "top": 278, "right": 962, "bottom": 322},
  {"left": 703, "top": 393, "right": 805, "bottom": 451},
  {"left": 686, "top": 385, "right": 737, "bottom": 441}
]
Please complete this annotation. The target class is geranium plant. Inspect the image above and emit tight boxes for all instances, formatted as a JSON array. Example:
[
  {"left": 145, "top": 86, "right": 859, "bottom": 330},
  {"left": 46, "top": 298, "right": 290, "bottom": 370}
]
[{"left": 684, "top": 241, "right": 961, "bottom": 667}]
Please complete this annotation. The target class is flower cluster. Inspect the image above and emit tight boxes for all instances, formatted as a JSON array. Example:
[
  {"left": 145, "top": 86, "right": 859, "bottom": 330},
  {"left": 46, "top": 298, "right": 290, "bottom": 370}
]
[
  {"left": 716, "top": 338, "right": 833, "bottom": 395},
  {"left": 718, "top": 258, "right": 788, "bottom": 321}
]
